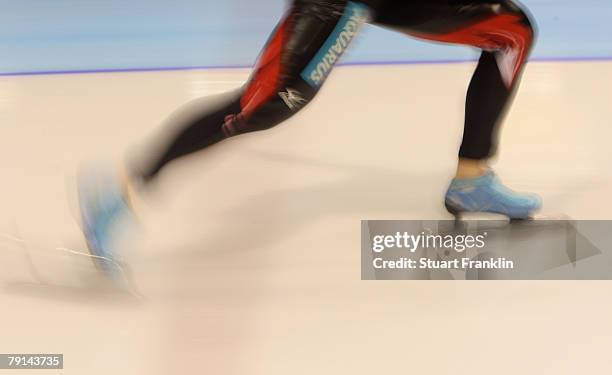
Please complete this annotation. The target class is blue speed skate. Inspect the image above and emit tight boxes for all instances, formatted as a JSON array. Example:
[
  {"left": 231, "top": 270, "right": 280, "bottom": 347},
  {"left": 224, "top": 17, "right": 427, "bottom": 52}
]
[
  {"left": 444, "top": 171, "right": 542, "bottom": 220},
  {"left": 78, "top": 167, "right": 135, "bottom": 286}
]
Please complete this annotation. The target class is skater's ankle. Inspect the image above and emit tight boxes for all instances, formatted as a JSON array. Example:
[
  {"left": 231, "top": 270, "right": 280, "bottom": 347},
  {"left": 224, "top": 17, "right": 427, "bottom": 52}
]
[
  {"left": 455, "top": 158, "right": 489, "bottom": 179},
  {"left": 118, "top": 164, "right": 141, "bottom": 211}
]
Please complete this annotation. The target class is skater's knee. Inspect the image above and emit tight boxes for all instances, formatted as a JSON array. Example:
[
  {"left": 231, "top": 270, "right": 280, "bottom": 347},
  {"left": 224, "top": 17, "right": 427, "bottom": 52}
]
[
  {"left": 513, "top": 7, "right": 536, "bottom": 44},
  {"left": 495, "top": 1, "right": 537, "bottom": 49},
  {"left": 221, "top": 86, "right": 315, "bottom": 137}
]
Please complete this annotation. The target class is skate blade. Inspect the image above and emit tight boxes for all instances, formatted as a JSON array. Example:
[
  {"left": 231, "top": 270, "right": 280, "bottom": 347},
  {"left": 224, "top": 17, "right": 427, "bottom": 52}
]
[
  {"left": 454, "top": 212, "right": 510, "bottom": 229},
  {"left": 55, "top": 246, "right": 142, "bottom": 296},
  {"left": 454, "top": 212, "right": 572, "bottom": 232}
]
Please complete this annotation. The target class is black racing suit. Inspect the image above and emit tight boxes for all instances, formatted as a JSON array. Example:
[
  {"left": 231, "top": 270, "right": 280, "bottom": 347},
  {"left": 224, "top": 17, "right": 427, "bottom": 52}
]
[{"left": 135, "top": 0, "right": 535, "bottom": 182}]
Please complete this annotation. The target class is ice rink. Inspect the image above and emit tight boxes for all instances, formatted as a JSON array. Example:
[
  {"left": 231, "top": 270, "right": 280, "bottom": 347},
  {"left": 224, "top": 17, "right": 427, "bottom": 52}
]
[
  {"left": 1, "top": 60, "right": 612, "bottom": 375},
  {"left": 0, "top": 1, "right": 611, "bottom": 374}
]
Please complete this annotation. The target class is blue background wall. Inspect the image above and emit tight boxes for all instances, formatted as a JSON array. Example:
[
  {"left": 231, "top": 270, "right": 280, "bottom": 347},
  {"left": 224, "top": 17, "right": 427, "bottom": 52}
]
[{"left": 0, "top": 0, "right": 610, "bottom": 74}]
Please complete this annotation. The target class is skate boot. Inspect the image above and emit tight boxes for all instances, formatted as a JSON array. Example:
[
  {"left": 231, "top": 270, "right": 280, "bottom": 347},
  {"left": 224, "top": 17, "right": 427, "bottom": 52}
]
[
  {"left": 444, "top": 171, "right": 542, "bottom": 220},
  {"left": 77, "top": 167, "right": 136, "bottom": 286}
]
